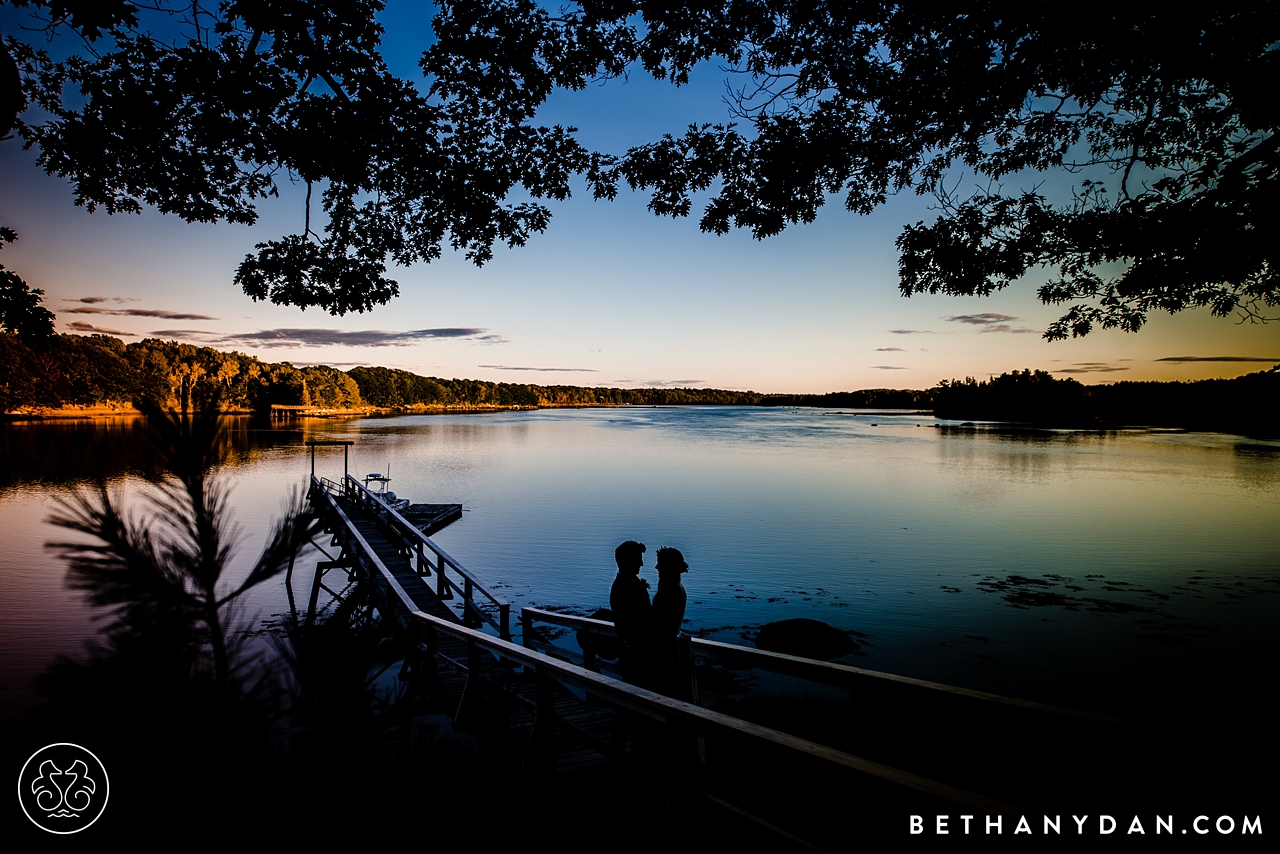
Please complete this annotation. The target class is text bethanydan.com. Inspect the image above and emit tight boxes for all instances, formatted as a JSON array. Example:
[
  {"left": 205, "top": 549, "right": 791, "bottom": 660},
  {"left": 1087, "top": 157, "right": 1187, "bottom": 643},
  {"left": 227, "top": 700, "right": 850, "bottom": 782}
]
[{"left": 909, "top": 815, "right": 1260, "bottom": 836}]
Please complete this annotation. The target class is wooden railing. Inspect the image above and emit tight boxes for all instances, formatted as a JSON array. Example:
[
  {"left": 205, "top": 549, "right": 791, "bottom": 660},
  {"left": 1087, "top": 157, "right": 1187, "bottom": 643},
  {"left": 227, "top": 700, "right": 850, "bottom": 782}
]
[
  {"left": 342, "top": 474, "right": 510, "bottom": 640},
  {"left": 412, "top": 608, "right": 1010, "bottom": 812},
  {"left": 310, "top": 476, "right": 1009, "bottom": 810},
  {"left": 520, "top": 606, "right": 1127, "bottom": 726},
  {"left": 309, "top": 475, "right": 424, "bottom": 619}
]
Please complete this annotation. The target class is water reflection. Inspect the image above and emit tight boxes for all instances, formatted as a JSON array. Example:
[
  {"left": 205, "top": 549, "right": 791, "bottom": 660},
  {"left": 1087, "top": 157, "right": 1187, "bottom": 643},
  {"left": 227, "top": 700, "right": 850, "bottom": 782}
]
[
  {"left": 0, "top": 415, "right": 309, "bottom": 490},
  {"left": 2, "top": 408, "right": 1278, "bottom": 721}
]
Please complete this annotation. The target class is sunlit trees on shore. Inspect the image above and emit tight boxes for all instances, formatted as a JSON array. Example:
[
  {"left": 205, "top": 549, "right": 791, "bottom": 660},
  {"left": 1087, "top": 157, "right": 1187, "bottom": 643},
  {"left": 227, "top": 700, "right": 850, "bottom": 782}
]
[{"left": 0, "top": 332, "right": 364, "bottom": 412}]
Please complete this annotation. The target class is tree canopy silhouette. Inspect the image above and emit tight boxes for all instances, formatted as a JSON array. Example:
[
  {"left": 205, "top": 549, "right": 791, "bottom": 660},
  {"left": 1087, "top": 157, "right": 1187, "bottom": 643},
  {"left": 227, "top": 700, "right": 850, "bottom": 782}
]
[
  {"left": 3, "top": 2, "right": 1276, "bottom": 335},
  {"left": 0, "top": 228, "right": 54, "bottom": 341}
]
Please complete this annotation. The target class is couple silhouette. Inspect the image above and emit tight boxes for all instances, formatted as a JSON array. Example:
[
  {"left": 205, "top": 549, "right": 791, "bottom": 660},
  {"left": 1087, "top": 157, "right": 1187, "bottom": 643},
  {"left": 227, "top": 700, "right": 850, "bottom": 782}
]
[{"left": 609, "top": 540, "right": 691, "bottom": 700}]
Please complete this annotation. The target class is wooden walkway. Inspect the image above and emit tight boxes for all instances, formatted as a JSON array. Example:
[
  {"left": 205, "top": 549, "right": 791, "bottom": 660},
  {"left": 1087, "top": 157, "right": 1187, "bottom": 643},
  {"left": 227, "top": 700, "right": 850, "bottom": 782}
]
[
  {"left": 309, "top": 475, "right": 621, "bottom": 777},
  {"left": 303, "top": 472, "right": 1137, "bottom": 849}
]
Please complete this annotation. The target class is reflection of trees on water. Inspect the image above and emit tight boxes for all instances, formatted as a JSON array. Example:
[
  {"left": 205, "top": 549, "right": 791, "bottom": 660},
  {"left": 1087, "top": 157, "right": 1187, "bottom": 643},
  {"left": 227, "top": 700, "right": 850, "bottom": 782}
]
[
  {"left": 0, "top": 415, "right": 304, "bottom": 491},
  {"left": 934, "top": 423, "right": 1280, "bottom": 489}
]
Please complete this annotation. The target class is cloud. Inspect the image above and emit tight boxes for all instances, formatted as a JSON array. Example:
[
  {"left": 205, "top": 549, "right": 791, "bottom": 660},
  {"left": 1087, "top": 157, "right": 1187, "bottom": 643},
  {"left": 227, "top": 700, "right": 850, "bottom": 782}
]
[
  {"left": 152, "top": 327, "right": 504, "bottom": 348},
  {"left": 65, "top": 321, "right": 137, "bottom": 336},
  {"left": 1156, "top": 355, "right": 1280, "bottom": 363},
  {"left": 944, "top": 313, "right": 1036, "bottom": 333},
  {"left": 67, "top": 296, "right": 140, "bottom": 304},
  {"left": 68, "top": 306, "right": 219, "bottom": 320},
  {"left": 479, "top": 364, "right": 598, "bottom": 372},
  {"left": 875, "top": 347, "right": 905, "bottom": 352},
  {"left": 871, "top": 365, "right": 908, "bottom": 370},
  {"left": 1053, "top": 363, "right": 1131, "bottom": 374},
  {"left": 889, "top": 329, "right": 934, "bottom": 334},
  {"left": 946, "top": 313, "right": 1019, "bottom": 325}
]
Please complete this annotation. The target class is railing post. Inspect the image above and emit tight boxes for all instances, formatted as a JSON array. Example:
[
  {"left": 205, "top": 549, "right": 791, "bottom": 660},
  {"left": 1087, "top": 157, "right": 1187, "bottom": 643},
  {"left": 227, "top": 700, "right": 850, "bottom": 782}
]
[
  {"left": 525, "top": 664, "right": 557, "bottom": 772},
  {"left": 462, "top": 578, "right": 481, "bottom": 628},
  {"left": 436, "top": 552, "right": 450, "bottom": 599},
  {"left": 521, "top": 608, "right": 533, "bottom": 649}
]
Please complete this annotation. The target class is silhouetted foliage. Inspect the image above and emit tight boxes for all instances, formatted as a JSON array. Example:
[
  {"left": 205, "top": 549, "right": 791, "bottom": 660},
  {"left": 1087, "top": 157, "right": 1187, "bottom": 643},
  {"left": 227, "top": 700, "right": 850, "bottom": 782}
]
[
  {"left": 933, "top": 369, "right": 1086, "bottom": 424},
  {"left": 933, "top": 365, "right": 1280, "bottom": 435},
  {"left": 0, "top": 28, "right": 20, "bottom": 138},
  {"left": 23, "top": 401, "right": 501, "bottom": 838},
  {"left": 46, "top": 403, "right": 322, "bottom": 690},
  {"left": 0, "top": 244, "right": 55, "bottom": 341},
  {"left": 5, "top": 3, "right": 1274, "bottom": 331}
]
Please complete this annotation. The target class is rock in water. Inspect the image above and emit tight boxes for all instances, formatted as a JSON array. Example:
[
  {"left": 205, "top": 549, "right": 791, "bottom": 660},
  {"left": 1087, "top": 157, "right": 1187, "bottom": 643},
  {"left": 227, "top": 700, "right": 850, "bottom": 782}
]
[{"left": 754, "top": 618, "right": 855, "bottom": 660}]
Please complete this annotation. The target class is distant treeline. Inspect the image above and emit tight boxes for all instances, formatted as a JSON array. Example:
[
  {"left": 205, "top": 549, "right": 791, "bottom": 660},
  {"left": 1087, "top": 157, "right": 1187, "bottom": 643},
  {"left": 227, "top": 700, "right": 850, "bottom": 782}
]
[
  {"left": 0, "top": 334, "right": 767, "bottom": 412},
  {"left": 3, "top": 332, "right": 1276, "bottom": 435},
  {"left": 0, "top": 334, "right": 359, "bottom": 412},
  {"left": 932, "top": 368, "right": 1280, "bottom": 435},
  {"left": 348, "top": 366, "right": 764, "bottom": 407}
]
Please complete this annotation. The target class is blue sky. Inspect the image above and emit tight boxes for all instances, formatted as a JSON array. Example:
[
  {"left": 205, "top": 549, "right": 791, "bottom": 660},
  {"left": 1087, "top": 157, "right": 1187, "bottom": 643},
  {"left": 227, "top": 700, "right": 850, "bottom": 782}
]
[{"left": 2, "top": 2, "right": 1277, "bottom": 392}]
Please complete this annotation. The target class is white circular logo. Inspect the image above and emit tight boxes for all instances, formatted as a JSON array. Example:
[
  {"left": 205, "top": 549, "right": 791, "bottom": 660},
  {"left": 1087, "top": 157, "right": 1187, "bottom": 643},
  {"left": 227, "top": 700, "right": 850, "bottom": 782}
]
[{"left": 17, "top": 743, "right": 110, "bottom": 834}]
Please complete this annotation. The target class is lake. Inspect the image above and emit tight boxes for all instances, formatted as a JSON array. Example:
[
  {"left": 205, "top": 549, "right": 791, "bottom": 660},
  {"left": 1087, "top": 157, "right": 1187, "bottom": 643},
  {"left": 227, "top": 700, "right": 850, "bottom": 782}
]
[{"left": 2, "top": 407, "right": 1278, "bottom": 720}]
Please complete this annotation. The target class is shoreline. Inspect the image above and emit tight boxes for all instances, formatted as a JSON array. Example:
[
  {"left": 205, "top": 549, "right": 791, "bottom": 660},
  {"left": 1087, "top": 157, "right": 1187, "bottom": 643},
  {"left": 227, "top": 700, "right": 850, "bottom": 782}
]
[{"left": 0, "top": 402, "right": 545, "bottom": 422}]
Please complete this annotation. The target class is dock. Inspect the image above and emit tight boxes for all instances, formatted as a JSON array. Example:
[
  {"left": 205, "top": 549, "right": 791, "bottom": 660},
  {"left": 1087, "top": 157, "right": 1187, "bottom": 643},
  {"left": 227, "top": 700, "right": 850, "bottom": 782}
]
[{"left": 300, "top": 469, "right": 1134, "bottom": 848}]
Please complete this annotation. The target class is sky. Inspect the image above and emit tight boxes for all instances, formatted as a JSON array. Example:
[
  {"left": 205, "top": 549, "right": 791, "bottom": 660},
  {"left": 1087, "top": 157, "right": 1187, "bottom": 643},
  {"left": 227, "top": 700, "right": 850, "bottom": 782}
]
[{"left": 2, "top": 3, "right": 1277, "bottom": 394}]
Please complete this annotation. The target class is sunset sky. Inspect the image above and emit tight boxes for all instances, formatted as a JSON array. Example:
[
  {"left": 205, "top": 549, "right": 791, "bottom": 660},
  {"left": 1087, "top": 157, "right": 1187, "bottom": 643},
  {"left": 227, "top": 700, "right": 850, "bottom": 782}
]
[{"left": 3, "top": 2, "right": 1277, "bottom": 394}]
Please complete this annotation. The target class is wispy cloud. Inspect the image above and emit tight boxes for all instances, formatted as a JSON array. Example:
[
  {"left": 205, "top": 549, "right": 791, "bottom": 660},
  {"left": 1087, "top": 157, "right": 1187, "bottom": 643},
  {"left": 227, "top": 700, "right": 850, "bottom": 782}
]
[
  {"left": 1053, "top": 363, "right": 1131, "bottom": 374},
  {"left": 152, "top": 327, "right": 506, "bottom": 348},
  {"left": 1156, "top": 355, "right": 1280, "bottom": 363},
  {"left": 68, "top": 296, "right": 140, "bottom": 304},
  {"left": 871, "top": 365, "right": 908, "bottom": 370},
  {"left": 945, "top": 313, "right": 1035, "bottom": 333},
  {"left": 889, "top": 329, "right": 934, "bottom": 335},
  {"left": 875, "top": 347, "right": 905, "bottom": 352},
  {"left": 69, "top": 306, "right": 219, "bottom": 320},
  {"left": 946, "top": 312, "right": 1017, "bottom": 325},
  {"left": 479, "top": 364, "right": 598, "bottom": 372},
  {"left": 65, "top": 321, "right": 136, "bottom": 336}
]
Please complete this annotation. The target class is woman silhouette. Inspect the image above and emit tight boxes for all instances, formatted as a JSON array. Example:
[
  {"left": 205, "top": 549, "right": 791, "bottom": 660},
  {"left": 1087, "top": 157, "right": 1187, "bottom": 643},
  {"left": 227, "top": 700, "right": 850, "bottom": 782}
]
[{"left": 651, "top": 547, "right": 690, "bottom": 700}]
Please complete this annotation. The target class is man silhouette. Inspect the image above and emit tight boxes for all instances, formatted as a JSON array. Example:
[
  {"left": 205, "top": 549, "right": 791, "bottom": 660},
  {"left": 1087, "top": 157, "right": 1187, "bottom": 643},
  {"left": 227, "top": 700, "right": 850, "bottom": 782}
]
[{"left": 609, "top": 540, "right": 651, "bottom": 687}]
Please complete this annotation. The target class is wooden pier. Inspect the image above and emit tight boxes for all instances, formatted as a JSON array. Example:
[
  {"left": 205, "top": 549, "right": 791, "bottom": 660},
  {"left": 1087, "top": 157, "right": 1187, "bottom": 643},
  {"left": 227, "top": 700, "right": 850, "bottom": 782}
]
[{"left": 297, "top": 468, "right": 1148, "bottom": 848}]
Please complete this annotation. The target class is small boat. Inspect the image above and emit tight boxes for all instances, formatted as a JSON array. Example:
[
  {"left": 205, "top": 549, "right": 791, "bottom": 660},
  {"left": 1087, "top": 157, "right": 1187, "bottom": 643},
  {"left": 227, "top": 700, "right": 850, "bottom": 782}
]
[{"left": 363, "top": 471, "right": 411, "bottom": 513}]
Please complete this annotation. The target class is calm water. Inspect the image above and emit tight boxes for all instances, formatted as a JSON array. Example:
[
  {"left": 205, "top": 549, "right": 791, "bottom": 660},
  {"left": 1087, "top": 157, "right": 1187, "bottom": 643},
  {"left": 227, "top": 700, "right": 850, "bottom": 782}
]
[{"left": 2, "top": 407, "right": 1278, "bottom": 718}]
